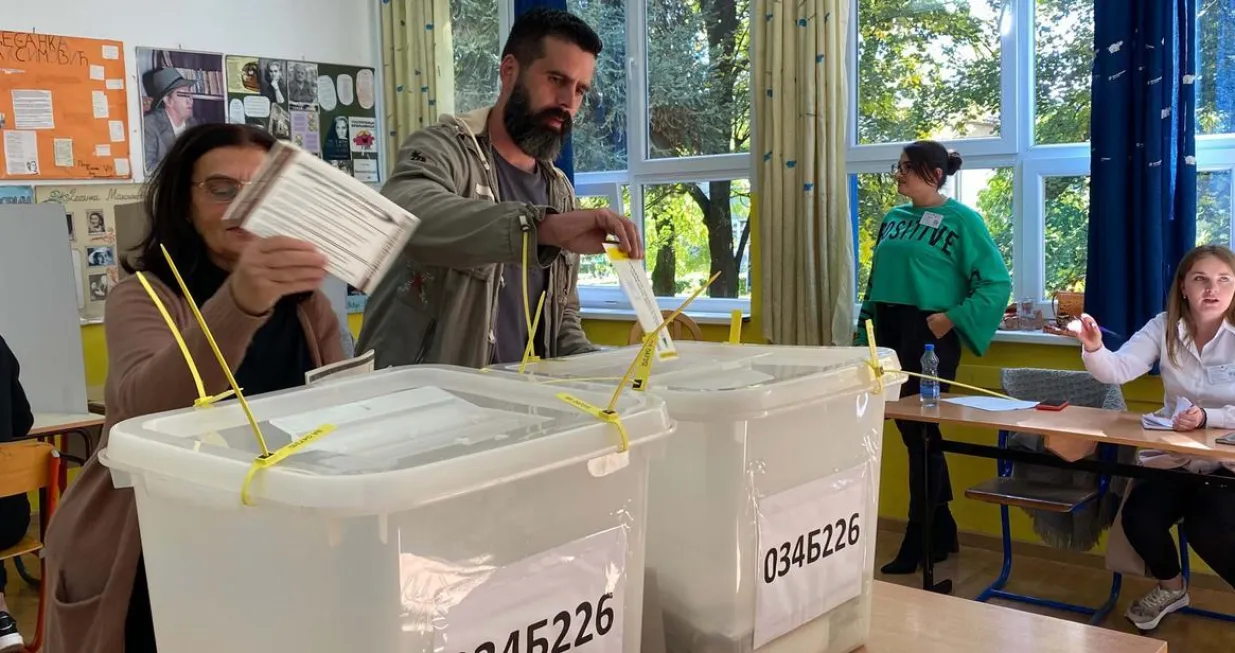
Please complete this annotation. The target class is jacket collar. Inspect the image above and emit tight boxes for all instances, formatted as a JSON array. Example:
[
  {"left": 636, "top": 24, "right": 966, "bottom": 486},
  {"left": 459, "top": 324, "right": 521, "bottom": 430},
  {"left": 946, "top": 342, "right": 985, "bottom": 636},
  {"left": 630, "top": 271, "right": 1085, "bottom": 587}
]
[{"left": 440, "top": 107, "right": 572, "bottom": 188}]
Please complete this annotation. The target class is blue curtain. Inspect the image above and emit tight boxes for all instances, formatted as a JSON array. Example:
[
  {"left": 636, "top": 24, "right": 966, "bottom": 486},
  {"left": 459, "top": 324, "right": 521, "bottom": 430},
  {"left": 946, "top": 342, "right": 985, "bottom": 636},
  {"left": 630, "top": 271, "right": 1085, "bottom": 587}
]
[
  {"left": 513, "top": 0, "right": 576, "bottom": 183},
  {"left": 1086, "top": 0, "right": 1197, "bottom": 347}
]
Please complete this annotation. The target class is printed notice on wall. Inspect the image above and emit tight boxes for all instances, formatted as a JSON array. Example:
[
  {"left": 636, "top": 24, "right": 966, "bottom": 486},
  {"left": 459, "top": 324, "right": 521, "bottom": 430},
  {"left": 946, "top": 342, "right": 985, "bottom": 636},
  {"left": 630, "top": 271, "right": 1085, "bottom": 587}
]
[
  {"left": 431, "top": 527, "right": 628, "bottom": 653},
  {"left": 754, "top": 464, "right": 871, "bottom": 649},
  {"left": 222, "top": 140, "right": 419, "bottom": 294},
  {"left": 604, "top": 242, "right": 676, "bottom": 360}
]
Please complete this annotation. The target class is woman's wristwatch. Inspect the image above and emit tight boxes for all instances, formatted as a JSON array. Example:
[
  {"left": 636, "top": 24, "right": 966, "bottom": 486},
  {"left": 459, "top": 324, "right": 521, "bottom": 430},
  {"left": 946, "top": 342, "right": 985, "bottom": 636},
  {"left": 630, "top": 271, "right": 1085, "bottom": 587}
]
[{"left": 1200, "top": 408, "right": 1209, "bottom": 428}]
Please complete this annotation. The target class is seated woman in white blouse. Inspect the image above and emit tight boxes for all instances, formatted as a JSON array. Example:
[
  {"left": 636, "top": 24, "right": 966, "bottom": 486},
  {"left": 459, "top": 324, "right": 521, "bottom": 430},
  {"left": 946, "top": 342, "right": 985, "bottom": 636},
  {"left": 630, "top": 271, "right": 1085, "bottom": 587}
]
[{"left": 1074, "top": 244, "right": 1235, "bottom": 632}]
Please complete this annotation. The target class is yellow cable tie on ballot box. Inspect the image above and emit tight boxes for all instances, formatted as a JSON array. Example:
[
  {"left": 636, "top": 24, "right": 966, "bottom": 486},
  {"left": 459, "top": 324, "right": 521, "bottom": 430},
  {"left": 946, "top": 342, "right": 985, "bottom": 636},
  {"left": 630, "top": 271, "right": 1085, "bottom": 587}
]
[{"left": 861, "top": 320, "right": 1017, "bottom": 401}]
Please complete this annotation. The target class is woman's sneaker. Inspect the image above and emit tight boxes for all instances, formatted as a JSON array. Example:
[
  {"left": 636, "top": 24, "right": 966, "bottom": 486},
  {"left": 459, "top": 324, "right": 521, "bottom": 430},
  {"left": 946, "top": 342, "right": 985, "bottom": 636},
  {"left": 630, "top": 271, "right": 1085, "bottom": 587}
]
[
  {"left": 1126, "top": 584, "right": 1190, "bottom": 631},
  {"left": 0, "top": 611, "right": 24, "bottom": 653}
]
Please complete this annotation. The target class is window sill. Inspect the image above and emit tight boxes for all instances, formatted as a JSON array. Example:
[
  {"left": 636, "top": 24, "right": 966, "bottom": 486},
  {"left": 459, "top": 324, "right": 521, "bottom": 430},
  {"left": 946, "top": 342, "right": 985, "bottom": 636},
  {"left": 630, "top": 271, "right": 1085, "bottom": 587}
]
[
  {"left": 992, "top": 330, "right": 1079, "bottom": 346},
  {"left": 581, "top": 307, "right": 750, "bottom": 326}
]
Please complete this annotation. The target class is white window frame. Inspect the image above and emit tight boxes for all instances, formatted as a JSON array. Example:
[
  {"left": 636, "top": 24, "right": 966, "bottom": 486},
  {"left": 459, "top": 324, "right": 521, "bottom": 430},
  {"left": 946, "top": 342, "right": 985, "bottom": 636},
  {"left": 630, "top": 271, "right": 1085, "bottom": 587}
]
[{"left": 527, "top": 0, "right": 757, "bottom": 317}]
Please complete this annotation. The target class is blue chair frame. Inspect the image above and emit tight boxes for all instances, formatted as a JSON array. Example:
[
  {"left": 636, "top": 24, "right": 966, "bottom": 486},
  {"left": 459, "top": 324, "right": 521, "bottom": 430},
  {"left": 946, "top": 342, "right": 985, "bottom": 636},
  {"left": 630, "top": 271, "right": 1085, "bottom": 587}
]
[{"left": 973, "top": 429, "right": 1122, "bottom": 625}]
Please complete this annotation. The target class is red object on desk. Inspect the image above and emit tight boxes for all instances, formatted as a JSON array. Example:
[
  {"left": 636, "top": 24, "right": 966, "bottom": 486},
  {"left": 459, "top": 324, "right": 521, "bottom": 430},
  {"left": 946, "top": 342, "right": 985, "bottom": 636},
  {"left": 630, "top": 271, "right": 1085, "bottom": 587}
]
[{"left": 1035, "top": 401, "right": 1069, "bottom": 411}]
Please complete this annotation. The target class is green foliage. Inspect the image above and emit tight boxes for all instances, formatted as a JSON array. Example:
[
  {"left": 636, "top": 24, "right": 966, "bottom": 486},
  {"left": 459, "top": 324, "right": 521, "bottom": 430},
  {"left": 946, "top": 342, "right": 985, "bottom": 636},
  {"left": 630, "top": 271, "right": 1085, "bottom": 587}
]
[{"left": 450, "top": 0, "right": 501, "bottom": 113}]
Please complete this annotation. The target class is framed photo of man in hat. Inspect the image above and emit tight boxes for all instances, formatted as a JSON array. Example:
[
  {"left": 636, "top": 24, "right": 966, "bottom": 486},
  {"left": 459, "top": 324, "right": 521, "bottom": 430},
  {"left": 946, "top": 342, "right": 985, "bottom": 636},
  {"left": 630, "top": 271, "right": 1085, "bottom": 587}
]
[{"left": 136, "top": 48, "right": 227, "bottom": 174}]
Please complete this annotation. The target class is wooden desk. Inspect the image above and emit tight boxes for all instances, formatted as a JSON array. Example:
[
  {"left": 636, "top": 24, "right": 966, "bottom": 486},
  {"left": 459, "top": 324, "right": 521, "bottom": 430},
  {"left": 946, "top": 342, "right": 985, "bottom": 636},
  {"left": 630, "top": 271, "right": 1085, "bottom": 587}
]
[
  {"left": 31, "top": 412, "right": 105, "bottom": 437},
  {"left": 862, "top": 581, "right": 1167, "bottom": 653},
  {"left": 886, "top": 395, "right": 1235, "bottom": 463}
]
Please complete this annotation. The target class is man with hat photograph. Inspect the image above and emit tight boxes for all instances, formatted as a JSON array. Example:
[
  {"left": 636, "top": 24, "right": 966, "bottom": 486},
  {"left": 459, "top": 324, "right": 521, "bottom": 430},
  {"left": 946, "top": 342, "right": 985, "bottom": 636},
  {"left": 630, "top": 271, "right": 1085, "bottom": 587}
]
[{"left": 141, "top": 67, "right": 199, "bottom": 172}]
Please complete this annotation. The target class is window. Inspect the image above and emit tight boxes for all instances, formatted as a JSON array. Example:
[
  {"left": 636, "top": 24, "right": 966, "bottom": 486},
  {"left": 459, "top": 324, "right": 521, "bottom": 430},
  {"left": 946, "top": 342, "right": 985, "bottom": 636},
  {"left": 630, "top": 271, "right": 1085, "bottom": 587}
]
[
  {"left": 851, "top": 0, "right": 1094, "bottom": 308},
  {"left": 1198, "top": 169, "right": 1235, "bottom": 246},
  {"left": 1034, "top": 0, "right": 1094, "bottom": 145},
  {"left": 1197, "top": 0, "right": 1235, "bottom": 136},
  {"left": 855, "top": 0, "right": 1006, "bottom": 147},
  {"left": 568, "top": 0, "right": 628, "bottom": 172},
  {"left": 576, "top": 192, "right": 623, "bottom": 286},
  {"left": 569, "top": 0, "right": 753, "bottom": 313},
  {"left": 1042, "top": 175, "right": 1090, "bottom": 293},
  {"left": 450, "top": 0, "right": 502, "bottom": 114}
]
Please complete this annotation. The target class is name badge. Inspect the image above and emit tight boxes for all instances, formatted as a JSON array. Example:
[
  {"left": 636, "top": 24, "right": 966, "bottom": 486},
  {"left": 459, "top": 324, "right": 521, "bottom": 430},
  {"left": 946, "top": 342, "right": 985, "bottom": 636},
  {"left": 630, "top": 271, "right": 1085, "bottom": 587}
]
[
  {"left": 1206, "top": 365, "right": 1235, "bottom": 385},
  {"left": 919, "top": 211, "right": 943, "bottom": 228}
]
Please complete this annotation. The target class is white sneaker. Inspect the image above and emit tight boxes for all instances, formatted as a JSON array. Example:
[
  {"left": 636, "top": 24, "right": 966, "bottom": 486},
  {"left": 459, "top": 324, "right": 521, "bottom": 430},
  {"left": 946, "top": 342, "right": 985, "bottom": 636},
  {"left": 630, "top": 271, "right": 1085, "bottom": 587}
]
[
  {"left": 0, "top": 611, "right": 23, "bottom": 653},
  {"left": 1125, "top": 584, "right": 1190, "bottom": 631}
]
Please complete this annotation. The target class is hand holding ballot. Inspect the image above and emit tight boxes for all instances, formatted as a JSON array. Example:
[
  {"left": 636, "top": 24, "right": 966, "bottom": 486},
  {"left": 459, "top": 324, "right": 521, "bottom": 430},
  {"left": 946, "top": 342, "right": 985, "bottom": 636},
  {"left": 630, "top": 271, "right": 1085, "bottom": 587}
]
[
  {"left": 1067, "top": 313, "right": 1104, "bottom": 352},
  {"left": 539, "top": 208, "right": 643, "bottom": 258},
  {"left": 221, "top": 140, "right": 420, "bottom": 294},
  {"left": 230, "top": 236, "right": 328, "bottom": 316}
]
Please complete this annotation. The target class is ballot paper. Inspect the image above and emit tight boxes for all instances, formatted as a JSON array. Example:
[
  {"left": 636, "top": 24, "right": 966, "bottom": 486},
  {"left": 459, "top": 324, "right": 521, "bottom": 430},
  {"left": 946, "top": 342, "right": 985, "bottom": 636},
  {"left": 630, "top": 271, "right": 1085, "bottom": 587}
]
[
  {"left": 941, "top": 396, "right": 1039, "bottom": 411},
  {"left": 305, "top": 349, "right": 375, "bottom": 386},
  {"left": 222, "top": 141, "right": 419, "bottom": 294},
  {"left": 604, "top": 242, "right": 676, "bottom": 360},
  {"left": 1142, "top": 397, "right": 1193, "bottom": 430}
]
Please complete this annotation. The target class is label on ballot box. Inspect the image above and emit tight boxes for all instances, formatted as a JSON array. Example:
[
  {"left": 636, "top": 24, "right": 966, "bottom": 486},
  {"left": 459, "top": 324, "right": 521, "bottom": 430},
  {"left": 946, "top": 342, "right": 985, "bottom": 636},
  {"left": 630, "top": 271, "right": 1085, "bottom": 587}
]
[
  {"left": 435, "top": 527, "right": 627, "bottom": 653},
  {"left": 754, "top": 464, "right": 869, "bottom": 649}
]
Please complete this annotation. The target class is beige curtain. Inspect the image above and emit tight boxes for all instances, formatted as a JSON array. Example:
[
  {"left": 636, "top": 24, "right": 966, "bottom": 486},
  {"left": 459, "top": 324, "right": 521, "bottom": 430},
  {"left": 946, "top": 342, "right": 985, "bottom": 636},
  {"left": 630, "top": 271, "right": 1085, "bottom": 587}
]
[
  {"left": 755, "top": 0, "right": 853, "bottom": 346},
  {"left": 380, "top": 0, "right": 457, "bottom": 170}
]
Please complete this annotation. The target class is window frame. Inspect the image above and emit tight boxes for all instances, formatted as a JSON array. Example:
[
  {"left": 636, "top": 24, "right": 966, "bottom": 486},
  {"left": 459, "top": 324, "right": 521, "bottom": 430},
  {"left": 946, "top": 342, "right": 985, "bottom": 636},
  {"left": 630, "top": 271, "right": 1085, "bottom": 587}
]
[{"left": 538, "top": 0, "right": 758, "bottom": 315}]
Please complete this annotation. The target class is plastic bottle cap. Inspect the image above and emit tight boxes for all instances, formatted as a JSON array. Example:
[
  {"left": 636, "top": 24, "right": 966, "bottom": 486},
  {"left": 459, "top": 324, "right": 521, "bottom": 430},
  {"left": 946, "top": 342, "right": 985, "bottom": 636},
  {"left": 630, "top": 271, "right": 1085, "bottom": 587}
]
[{"left": 924, "top": 344, "right": 935, "bottom": 351}]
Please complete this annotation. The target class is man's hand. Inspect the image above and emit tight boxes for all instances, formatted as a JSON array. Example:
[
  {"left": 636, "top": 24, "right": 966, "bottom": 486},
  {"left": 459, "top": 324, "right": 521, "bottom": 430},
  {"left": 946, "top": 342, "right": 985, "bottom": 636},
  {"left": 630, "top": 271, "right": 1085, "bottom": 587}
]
[
  {"left": 927, "top": 313, "right": 954, "bottom": 339},
  {"left": 538, "top": 208, "right": 643, "bottom": 258}
]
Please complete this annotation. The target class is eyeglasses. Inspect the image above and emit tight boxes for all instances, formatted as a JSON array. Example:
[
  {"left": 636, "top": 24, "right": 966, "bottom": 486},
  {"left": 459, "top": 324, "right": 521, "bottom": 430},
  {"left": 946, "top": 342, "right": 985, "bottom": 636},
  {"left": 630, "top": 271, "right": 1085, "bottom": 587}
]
[
  {"left": 193, "top": 176, "right": 250, "bottom": 203},
  {"left": 890, "top": 162, "right": 909, "bottom": 175}
]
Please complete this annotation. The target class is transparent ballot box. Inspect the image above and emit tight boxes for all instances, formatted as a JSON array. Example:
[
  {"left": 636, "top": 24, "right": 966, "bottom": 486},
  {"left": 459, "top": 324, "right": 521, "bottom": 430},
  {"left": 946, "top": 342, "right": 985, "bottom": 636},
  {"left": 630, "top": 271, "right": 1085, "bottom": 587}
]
[
  {"left": 504, "top": 342, "right": 904, "bottom": 652},
  {"left": 102, "top": 366, "right": 674, "bottom": 653}
]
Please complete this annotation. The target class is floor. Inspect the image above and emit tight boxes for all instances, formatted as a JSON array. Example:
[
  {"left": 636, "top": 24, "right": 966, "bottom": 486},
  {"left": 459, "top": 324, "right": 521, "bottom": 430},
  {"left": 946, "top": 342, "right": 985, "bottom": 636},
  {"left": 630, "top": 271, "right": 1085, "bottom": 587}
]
[{"left": 2, "top": 529, "right": 1231, "bottom": 650}]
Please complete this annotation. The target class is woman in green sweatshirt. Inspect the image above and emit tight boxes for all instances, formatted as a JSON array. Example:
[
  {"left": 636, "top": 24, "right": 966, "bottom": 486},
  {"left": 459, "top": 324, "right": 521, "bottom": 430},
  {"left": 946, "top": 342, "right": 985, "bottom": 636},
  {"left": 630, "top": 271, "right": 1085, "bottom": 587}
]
[{"left": 856, "top": 140, "right": 1011, "bottom": 574}]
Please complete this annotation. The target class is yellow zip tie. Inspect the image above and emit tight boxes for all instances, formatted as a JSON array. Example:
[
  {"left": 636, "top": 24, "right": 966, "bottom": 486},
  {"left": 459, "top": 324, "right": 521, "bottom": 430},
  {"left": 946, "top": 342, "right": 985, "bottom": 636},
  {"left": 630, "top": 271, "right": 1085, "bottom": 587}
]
[
  {"left": 158, "top": 244, "right": 271, "bottom": 457},
  {"left": 556, "top": 392, "right": 630, "bottom": 452},
  {"left": 240, "top": 424, "right": 337, "bottom": 506},
  {"left": 728, "top": 309, "right": 742, "bottom": 344},
  {"left": 862, "top": 320, "right": 1016, "bottom": 401},
  {"left": 631, "top": 335, "right": 656, "bottom": 391},
  {"left": 518, "top": 291, "right": 547, "bottom": 373},
  {"left": 135, "top": 271, "right": 208, "bottom": 402},
  {"left": 607, "top": 271, "right": 721, "bottom": 413},
  {"left": 521, "top": 230, "right": 533, "bottom": 336}
]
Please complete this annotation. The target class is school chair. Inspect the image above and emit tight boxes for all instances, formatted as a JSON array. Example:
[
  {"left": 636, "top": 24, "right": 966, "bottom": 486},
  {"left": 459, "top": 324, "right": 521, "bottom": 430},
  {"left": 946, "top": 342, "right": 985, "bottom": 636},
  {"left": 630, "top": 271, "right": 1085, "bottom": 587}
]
[
  {"left": 628, "top": 310, "right": 704, "bottom": 345},
  {"left": 963, "top": 368, "right": 1128, "bottom": 624},
  {"left": 0, "top": 441, "right": 64, "bottom": 653}
]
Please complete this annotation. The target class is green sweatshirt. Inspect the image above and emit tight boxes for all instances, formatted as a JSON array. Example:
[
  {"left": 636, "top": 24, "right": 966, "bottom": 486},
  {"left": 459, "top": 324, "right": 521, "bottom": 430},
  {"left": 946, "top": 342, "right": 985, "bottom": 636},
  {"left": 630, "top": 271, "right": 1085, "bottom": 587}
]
[{"left": 855, "top": 198, "right": 1010, "bottom": 356}]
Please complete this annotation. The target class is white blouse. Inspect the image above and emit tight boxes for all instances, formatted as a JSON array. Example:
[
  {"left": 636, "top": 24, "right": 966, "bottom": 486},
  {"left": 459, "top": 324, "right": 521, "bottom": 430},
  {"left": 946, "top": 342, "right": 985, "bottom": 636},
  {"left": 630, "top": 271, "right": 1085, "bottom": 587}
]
[{"left": 1081, "top": 312, "right": 1235, "bottom": 474}]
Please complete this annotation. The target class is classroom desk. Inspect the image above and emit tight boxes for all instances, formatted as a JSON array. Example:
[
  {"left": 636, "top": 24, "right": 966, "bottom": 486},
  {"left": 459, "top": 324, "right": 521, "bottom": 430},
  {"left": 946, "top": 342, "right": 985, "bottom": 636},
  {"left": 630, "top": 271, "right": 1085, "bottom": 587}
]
[
  {"left": 30, "top": 412, "right": 105, "bottom": 460},
  {"left": 861, "top": 581, "right": 1168, "bottom": 653},
  {"left": 885, "top": 395, "right": 1235, "bottom": 594}
]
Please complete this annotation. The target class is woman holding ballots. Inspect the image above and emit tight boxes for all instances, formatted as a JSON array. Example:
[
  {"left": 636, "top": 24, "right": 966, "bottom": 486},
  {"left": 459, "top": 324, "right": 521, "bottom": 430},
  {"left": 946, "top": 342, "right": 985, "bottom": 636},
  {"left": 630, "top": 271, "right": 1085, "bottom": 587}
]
[
  {"left": 855, "top": 140, "right": 1011, "bottom": 575},
  {"left": 42, "top": 124, "right": 344, "bottom": 653},
  {"left": 1074, "top": 244, "right": 1235, "bottom": 631}
]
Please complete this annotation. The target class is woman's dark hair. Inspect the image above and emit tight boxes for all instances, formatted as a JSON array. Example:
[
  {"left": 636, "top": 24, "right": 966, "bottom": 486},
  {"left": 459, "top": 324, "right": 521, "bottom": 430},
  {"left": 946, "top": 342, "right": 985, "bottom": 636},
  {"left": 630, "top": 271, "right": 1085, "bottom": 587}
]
[
  {"left": 125, "top": 124, "right": 276, "bottom": 290},
  {"left": 902, "top": 140, "right": 963, "bottom": 189}
]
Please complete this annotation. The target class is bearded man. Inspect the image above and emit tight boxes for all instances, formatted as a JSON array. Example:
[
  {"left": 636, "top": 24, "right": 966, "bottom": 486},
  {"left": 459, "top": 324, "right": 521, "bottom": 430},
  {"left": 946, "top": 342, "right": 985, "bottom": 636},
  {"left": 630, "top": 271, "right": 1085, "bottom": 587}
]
[{"left": 359, "top": 7, "right": 643, "bottom": 368}]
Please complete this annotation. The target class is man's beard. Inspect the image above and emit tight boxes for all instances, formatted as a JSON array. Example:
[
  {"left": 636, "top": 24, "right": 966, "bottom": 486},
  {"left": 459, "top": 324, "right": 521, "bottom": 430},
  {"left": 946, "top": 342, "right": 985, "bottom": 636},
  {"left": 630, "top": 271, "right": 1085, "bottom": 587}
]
[{"left": 503, "top": 80, "right": 572, "bottom": 162}]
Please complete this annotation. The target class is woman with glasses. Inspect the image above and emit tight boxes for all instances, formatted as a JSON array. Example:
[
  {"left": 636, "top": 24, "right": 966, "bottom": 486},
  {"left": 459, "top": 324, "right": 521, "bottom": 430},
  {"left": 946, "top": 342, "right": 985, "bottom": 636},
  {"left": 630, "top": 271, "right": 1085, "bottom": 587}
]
[
  {"left": 42, "top": 123, "right": 344, "bottom": 653},
  {"left": 855, "top": 140, "right": 1011, "bottom": 575}
]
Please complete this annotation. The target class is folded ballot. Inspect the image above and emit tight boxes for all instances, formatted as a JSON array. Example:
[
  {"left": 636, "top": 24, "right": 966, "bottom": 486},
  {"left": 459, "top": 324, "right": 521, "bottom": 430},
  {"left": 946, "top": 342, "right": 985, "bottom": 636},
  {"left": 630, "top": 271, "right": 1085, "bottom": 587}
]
[
  {"left": 1141, "top": 397, "right": 1193, "bottom": 430},
  {"left": 221, "top": 140, "right": 419, "bottom": 294}
]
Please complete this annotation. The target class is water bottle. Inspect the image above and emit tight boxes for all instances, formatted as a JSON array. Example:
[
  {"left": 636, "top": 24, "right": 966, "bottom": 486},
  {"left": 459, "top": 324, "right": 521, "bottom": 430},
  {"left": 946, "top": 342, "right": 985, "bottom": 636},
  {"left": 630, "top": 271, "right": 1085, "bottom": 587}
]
[{"left": 920, "top": 344, "right": 940, "bottom": 407}]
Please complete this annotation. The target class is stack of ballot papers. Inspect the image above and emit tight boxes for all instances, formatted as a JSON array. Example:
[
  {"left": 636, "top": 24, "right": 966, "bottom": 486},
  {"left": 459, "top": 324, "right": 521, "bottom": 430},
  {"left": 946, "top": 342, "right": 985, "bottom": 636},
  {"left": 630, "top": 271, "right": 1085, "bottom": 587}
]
[
  {"left": 941, "top": 396, "right": 1039, "bottom": 411},
  {"left": 1142, "top": 397, "right": 1194, "bottom": 430}
]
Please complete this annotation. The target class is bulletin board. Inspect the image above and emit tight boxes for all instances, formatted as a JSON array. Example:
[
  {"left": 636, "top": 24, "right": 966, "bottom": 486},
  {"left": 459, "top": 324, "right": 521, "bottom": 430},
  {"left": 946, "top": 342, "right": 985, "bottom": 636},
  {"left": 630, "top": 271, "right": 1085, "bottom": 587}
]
[
  {"left": 35, "top": 184, "right": 143, "bottom": 322},
  {"left": 224, "top": 55, "right": 380, "bottom": 183},
  {"left": 0, "top": 31, "right": 132, "bottom": 180}
]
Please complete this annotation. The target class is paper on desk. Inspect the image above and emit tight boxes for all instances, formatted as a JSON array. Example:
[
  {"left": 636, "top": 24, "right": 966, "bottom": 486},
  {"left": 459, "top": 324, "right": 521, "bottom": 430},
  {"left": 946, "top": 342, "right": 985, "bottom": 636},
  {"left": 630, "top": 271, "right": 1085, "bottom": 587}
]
[
  {"left": 222, "top": 140, "right": 419, "bottom": 294},
  {"left": 305, "top": 349, "right": 375, "bottom": 386},
  {"left": 941, "top": 396, "right": 1039, "bottom": 411},
  {"left": 1141, "top": 397, "right": 1193, "bottom": 431}
]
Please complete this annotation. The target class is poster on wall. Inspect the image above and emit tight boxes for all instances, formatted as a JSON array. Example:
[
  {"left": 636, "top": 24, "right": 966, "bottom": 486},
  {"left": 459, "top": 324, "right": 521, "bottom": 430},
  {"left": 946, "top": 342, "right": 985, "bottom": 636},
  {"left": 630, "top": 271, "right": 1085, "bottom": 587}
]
[
  {"left": 346, "top": 285, "right": 367, "bottom": 314},
  {"left": 0, "top": 31, "right": 132, "bottom": 180},
  {"left": 136, "top": 48, "right": 227, "bottom": 174},
  {"left": 0, "top": 186, "right": 33, "bottom": 204},
  {"left": 35, "top": 184, "right": 143, "bottom": 323},
  {"left": 225, "top": 56, "right": 379, "bottom": 182}
]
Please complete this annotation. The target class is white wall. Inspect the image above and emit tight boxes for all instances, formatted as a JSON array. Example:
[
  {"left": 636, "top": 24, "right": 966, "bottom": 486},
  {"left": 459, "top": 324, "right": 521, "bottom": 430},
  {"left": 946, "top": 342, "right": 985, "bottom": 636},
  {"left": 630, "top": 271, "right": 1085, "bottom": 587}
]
[{"left": 2, "top": 0, "right": 382, "bottom": 183}]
